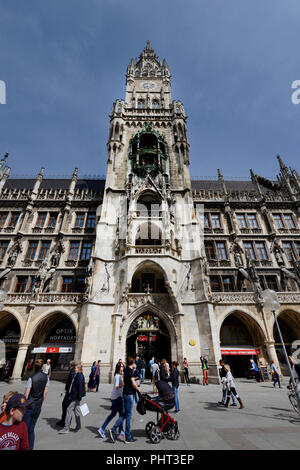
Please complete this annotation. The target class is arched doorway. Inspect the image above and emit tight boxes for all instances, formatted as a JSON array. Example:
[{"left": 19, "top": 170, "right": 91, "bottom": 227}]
[
  {"left": 220, "top": 312, "right": 264, "bottom": 379},
  {"left": 131, "top": 262, "right": 167, "bottom": 294},
  {"left": 0, "top": 313, "right": 21, "bottom": 380},
  {"left": 24, "top": 313, "right": 76, "bottom": 381},
  {"left": 126, "top": 312, "right": 171, "bottom": 378},
  {"left": 273, "top": 310, "right": 300, "bottom": 375}
]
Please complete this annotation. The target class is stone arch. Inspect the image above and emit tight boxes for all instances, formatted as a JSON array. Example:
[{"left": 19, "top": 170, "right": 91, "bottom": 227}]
[
  {"left": 23, "top": 309, "right": 78, "bottom": 380},
  {"left": 26, "top": 308, "right": 78, "bottom": 344},
  {"left": 0, "top": 310, "right": 23, "bottom": 379},
  {"left": 219, "top": 308, "right": 267, "bottom": 378},
  {"left": 272, "top": 308, "right": 300, "bottom": 371},
  {"left": 121, "top": 303, "right": 178, "bottom": 364},
  {"left": 0, "top": 308, "right": 25, "bottom": 339}
]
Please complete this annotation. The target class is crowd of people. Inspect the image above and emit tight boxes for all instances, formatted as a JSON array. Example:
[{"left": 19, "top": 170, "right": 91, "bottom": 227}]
[{"left": 1, "top": 353, "right": 295, "bottom": 450}]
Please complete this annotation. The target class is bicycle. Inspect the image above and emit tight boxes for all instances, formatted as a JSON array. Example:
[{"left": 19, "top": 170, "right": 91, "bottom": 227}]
[{"left": 287, "top": 384, "right": 300, "bottom": 415}]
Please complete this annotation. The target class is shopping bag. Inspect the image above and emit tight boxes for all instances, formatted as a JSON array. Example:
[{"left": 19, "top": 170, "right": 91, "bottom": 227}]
[{"left": 79, "top": 403, "right": 90, "bottom": 417}]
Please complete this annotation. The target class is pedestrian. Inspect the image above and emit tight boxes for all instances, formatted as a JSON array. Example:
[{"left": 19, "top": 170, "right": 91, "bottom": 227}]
[
  {"left": 149, "top": 356, "right": 155, "bottom": 382},
  {"left": 132, "top": 363, "right": 140, "bottom": 404},
  {"left": 42, "top": 359, "right": 51, "bottom": 377},
  {"left": 160, "top": 359, "right": 169, "bottom": 381},
  {"left": 270, "top": 361, "right": 281, "bottom": 388},
  {"left": 121, "top": 356, "right": 141, "bottom": 443},
  {"left": 182, "top": 357, "right": 190, "bottom": 385},
  {"left": 0, "top": 393, "right": 29, "bottom": 450},
  {"left": 0, "top": 390, "right": 18, "bottom": 424},
  {"left": 58, "top": 364, "right": 86, "bottom": 434},
  {"left": 135, "top": 355, "right": 142, "bottom": 376},
  {"left": 200, "top": 355, "right": 209, "bottom": 385},
  {"left": 168, "top": 361, "right": 180, "bottom": 412},
  {"left": 88, "top": 361, "right": 97, "bottom": 392},
  {"left": 98, "top": 362, "right": 125, "bottom": 441},
  {"left": 223, "top": 365, "right": 244, "bottom": 409},
  {"left": 217, "top": 360, "right": 237, "bottom": 407},
  {"left": 95, "top": 360, "right": 101, "bottom": 392},
  {"left": 56, "top": 360, "right": 76, "bottom": 428},
  {"left": 151, "top": 358, "right": 160, "bottom": 393},
  {"left": 250, "top": 358, "right": 260, "bottom": 382},
  {"left": 23, "top": 359, "right": 49, "bottom": 450},
  {"left": 139, "top": 357, "right": 146, "bottom": 383}
]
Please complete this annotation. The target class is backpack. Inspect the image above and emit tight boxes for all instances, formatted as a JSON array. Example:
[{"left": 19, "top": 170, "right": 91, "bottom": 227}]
[{"left": 154, "top": 368, "right": 160, "bottom": 380}]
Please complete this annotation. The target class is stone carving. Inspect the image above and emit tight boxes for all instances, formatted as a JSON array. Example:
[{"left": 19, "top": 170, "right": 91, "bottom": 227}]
[
  {"left": 246, "top": 255, "right": 263, "bottom": 302},
  {"left": 6, "top": 235, "right": 23, "bottom": 268}
]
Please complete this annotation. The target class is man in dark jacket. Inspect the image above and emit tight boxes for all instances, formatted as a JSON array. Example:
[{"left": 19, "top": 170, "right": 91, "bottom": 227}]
[
  {"left": 56, "top": 360, "right": 76, "bottom": 427},
  {"left": 59, "top": 364, "right": 86, "bottom": 434},
  {"left": 23, "top": 358, "right": 49, "bottom": 450}
]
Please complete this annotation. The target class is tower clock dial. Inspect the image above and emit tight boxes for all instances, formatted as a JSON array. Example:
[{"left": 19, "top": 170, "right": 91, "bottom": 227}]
[{"left": 140, "top": 82, "right": 156, "bottom": 90}]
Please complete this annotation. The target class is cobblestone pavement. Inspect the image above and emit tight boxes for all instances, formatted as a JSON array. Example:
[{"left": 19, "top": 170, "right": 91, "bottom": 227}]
[{"left": 1, "top": 377, "right": 299, "bottom": 450}]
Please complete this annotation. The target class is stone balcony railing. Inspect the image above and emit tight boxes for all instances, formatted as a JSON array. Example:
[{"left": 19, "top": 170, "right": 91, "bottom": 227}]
[
  {"left": 212, "top": 291, "right": 300, "bottom": 305},
  {"left": 134, "top": 245, "right": 163, "bottom": 254},
  {"left": 6, "top": 292, "right": 83, "bottom": 305}
]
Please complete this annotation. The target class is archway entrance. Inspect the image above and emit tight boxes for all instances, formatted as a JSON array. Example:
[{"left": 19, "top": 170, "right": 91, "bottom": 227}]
[
  {"left": 273, "top": 311, "right": 300, "bottom": 375},
  {"left": 0, "top": 313, "right": 20, "bottom": 381},
  {"left": 24, "top": 314, "right": 76, "bottom": 381},
  {"left": 126, "top": 312, "right": 171, "bottom": 378},
  {"left": 220, "top": 313, "right": 264, "bottom": 379}
]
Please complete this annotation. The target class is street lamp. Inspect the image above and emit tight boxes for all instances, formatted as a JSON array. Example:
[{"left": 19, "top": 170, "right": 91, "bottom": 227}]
[{"left": 262, "top": 289, "right": 299, "bottom": 399}]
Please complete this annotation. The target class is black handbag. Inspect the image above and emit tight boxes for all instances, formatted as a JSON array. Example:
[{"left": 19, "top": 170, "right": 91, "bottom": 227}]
[{"left": 136, "top": 397, "right": 146, "bottom": 415}]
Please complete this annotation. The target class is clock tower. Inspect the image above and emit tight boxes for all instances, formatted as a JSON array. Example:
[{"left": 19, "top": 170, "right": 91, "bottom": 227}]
[{"left": 76, "top": 42, "right": 219, "bottom": 384}]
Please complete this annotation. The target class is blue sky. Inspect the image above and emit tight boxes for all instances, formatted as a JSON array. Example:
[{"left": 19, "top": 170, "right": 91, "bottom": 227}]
[{"left": 0, "top": 0, "right": 299, "bottom": 179}]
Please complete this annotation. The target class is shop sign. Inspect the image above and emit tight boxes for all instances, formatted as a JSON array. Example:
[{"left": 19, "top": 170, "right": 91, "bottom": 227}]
[
  {"left": 149, "top": 336, "right": 157, "bottom": 342},
  {"left": 137, "top": 336, "right": 148, "bottom": 342},
  {"left": 221, "top": 348, "right": 260, "bottom": 355},
  {"left": 32, "top": 347, "right": 73, "bottom": 354},
  {"left": 0, "top": 330, "right": 20, "bottom": 344}
]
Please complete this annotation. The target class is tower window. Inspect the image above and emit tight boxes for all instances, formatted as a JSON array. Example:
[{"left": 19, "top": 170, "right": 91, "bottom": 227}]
[{"left": 137, "top": 100, "right": 145, "bottom": 109}]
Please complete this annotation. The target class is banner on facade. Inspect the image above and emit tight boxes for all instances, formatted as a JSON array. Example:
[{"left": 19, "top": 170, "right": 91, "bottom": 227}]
[{"left": 221, "top": 348, "right": 260, "bottom": 355}]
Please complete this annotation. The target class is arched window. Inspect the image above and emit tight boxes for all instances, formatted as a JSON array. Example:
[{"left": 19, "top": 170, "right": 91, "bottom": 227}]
[
  {"left": 152, "top": 100, "right": 160, "bottom": 110},
  {"left": 137, "top": 100, "right": 145, "bottom": 109}
]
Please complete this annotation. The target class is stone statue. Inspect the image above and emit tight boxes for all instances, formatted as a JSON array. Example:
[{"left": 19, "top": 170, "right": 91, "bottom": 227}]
[{"left": 7, "top": 250, "right": 18, "bottom": 268}]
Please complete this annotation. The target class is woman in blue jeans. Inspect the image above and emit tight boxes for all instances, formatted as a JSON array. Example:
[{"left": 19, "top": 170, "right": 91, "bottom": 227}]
[
  {"left": 98, "top": 362, "right": 125, "bottom": 440},
  {"left": 168, "top": 361, "right": 180, "bottom": 412}
]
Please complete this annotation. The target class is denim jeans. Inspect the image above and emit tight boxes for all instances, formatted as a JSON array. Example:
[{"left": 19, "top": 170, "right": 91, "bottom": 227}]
[
  {"left": 23, "top": 406, "right": 42, "bottom": 450},
  {"left": 102, "top": 397, "right": 124, "bottom": 432},
  {"left": 111, "top": 398, "right": 125, "bottom": 435},
  {"left": 123, "top": 393, "right": 134, "bottom": 440},
  {"left": 140, "top": 368, "right": 145, "bottom": 382},
  {"left": 173, "top": 386, "right": 179, "bottom": 411},
  {"left": 222, "top": 388, "right": 237, "bottom": 405}
]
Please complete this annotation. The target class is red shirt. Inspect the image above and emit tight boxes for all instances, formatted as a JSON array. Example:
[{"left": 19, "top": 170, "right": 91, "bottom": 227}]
[{"left": 0, "top": 422, "right": 29, "bottom": 450}]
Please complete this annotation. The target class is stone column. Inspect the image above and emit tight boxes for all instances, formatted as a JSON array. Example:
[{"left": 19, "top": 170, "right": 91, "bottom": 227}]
[
  {"left": 264, "top": 340, "right": 281, "bottom": 375},
  {"left": 11, "top": 343, "right": 30, "bottom": 381}
]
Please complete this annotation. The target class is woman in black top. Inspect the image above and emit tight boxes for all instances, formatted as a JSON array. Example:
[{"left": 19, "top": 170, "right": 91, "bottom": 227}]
[{"left": 168, "top": 361, "right": 180, "bottom": 412}]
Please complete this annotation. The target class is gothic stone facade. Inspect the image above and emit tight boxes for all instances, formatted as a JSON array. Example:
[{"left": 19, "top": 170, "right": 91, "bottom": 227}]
[{"left": 0, "top": 43, "right": 300, "bottom": 383}]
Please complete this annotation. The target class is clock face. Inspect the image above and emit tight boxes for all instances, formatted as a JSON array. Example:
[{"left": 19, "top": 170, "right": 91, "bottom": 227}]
[{"left": 140, "top": 82, "right": 155, "bottom": 90}]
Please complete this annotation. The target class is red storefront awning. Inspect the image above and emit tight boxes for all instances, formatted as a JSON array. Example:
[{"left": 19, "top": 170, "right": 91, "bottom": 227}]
[{"left": 221, "top": 348, "right": 260, "bottom": 355}]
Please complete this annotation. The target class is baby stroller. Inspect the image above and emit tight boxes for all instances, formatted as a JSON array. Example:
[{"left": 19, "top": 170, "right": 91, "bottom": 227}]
[{"left": 137, "top": 381, "right": 180, "bottom": 444}]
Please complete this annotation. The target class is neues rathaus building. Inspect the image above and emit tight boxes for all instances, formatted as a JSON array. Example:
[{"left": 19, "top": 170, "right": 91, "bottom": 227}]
[{"left": 0, "top": 42, "right": 300, "bottom": 383}]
